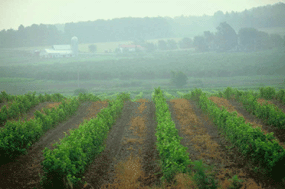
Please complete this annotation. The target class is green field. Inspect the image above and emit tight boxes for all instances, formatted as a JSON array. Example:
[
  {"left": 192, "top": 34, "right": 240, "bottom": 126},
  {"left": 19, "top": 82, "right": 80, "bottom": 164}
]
[{"left": 0, "top": 47, "right": 284, "bottom": 97}]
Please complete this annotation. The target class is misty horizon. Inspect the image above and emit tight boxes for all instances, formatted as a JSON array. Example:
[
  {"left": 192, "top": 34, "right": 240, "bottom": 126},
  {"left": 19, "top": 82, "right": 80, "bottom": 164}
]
[{"left": 1, "top": 0, "right": 284, "bottom": 31}]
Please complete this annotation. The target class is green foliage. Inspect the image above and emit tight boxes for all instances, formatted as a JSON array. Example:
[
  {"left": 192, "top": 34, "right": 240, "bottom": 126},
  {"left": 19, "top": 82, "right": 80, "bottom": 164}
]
[
  {"left": 179, "top": 37, "right": 192, "bottom": 49},
  {"left": 132, "top": 92, "right": 144, "bottom": 101},
  {"left": 88, "top": 44, "right": 97, "bottom": 53},
  {"left": 0, "top": 97, "right": 79, "bottom": 160},
  {"left": 191, "top": 160, "right": 219, "bottom": 189},
  {"left": 78, "top": 93, "right": 101, "bottom": 102},
  {"left": 170, "top": 70, "right": 188, "bottom": 88},
  {"left": 0, "top": 91, "right": 15, "bottom": 102},
  {"left": 276, "top": 89, "right": 285, "bottom": 104},
  {"left": 158, "top": 40, "right": 168, "bottom": 50},
  {"left": 193, "top": 35, "right": 208, "bottom": 52},
  {"left": 190, "top": 89, "right": 285, "bottom": 178},
  {"left": 226, "top": 88, "right": 285, "bottom": 129},
  {"left": 153, "top": 87, "right": 191, "bottom": 182},
  {"left": 259, "top": 87, "right": 276, "bottom": 100},
  {"left": 74, "top": 88, "right": 88, "bottom": 96},
  {"left": 116, "top": 92, "right": 131, "bottom": 102},
  {"left": 41, "top": 95, "right": 125, "bottom": 188},
  {"left": 228, "top": 175, "right": 244, "bottom": 189},
  {"left": 215, "top": 22, "right": 238, "bottom": 51},
  {"left": 0, "top": 92, "right": 65, "bottom": 126},
  {"left": 164, "top": 92, "right": 177, "bottom": 100}
]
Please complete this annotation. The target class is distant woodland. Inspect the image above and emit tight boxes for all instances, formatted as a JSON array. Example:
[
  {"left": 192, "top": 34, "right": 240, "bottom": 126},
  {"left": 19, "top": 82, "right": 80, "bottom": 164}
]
[{"left": 0, "top": 2, "right": 285, "bottom": 48}]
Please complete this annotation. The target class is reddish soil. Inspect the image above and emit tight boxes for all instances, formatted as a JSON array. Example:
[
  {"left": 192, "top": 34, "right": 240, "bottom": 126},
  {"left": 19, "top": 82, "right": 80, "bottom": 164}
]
[
  {"left": 227, "top": 98, "right": 285, "bottom": 146},
  {"left": 0, "top": 101, "right": 108, "bottom": 189},
  {"left": 20, "top": 101, "right": 62, "bottom": 121},
  {"left": 167, "top": 98, "right": 284, "bottom": 188},
  {"left": 76, "top": 99, "right": 161, "bottom": 189},
  {"left": 257, "top": 98, "right": 285, "bottom": 114},
  {"left": 208, "top": 96, "right": 285, "bottom": 188}
]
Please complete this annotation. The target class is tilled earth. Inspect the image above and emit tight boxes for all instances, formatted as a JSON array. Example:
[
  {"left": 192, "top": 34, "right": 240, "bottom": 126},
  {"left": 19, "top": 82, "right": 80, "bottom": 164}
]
[
  {"left": 0, "top": 101, "right": 108, "bottom": 189},
  {"left": 167, "top": 98, "right": 285, "bottom": 189},
  {"left": 1, "top": 97, "right": 284, "bottom": 189},
  {"left": 207, "top": 97, "right": 285, "bottom": 188},
  {"left": 76, "top": 99, "right": 161, "bottom": 189}
]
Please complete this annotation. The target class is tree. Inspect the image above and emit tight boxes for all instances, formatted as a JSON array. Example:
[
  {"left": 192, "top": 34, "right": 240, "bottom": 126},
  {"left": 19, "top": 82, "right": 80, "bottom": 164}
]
[
  {"left": 144, "top": 42, "right": 157, "bottom": 52},
  {"left": 238, "top": 27, "right": 258, "bottom": 51},
  {"left": 193, "top": 36, "right": 208, "bottom": 52},
  {"left": 88, "top": 44, "right": 97, "bottom": 53},
  {"left": 167, "top": 39, "right": 178, "bottom": 50},
  {"left": 179, "top": 37, "right": 192, "bottom": 49},
  {"left": 215, "top": 22, "right": 238, "bottom": 51},
  {"left": 256, "top": 31, "right": 271, "bottom": 51},
  {"left": 203, "top": 31, "right": 215, "bottom": 49},
  {"left": 158, "top": 40, "right": 168, "bottom": 50},
  {"left": 270, "top": 34, "right": 284, "bottom": 49},
  {"left": 170, "top": 71, "right": 188, "bottom": 88}
]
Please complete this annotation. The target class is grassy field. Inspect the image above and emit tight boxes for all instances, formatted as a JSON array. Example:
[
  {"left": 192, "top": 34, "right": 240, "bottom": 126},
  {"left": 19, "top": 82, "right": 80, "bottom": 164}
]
[
  {"left": 0, "top": 75, "right": 283, "bottom": 98},
  {"left": 0, "top": 46, "right": 284, "bottom": 97}
]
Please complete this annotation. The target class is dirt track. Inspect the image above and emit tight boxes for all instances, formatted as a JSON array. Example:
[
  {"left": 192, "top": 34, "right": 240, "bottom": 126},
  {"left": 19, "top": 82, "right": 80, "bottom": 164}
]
[
  {"left": 208, "top": 97, "right": 285, "bottom": 188},
  {"left": 77, "top": 99, "right": 161, "bottom": 189},
  {"left": 0, "top": 101, "right": 108, "bottom": 189},
  {"left": 0, "top": 97, "right": 284, "bottom": 188}
]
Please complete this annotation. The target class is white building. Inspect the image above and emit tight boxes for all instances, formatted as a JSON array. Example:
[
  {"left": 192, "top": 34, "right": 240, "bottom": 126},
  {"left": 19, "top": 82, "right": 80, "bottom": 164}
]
[
  {"left": 39, "top": 36, "right": 78, "bottom": 58},
  {"left": 40, "top": 48, "right": 74, "bottom": 58}
]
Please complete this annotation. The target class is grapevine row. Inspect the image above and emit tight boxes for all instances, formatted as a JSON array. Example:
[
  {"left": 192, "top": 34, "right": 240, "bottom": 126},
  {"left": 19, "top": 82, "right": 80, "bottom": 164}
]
[
  {"left": 0, "top": 97, "right": 80, "bottom": 160},
  {"left": 186, "top": 89, "right": 285, "bottom": 178},
  {"left": 41, "top": 93, "right": 130, "bottom": 188},
  {"left": 222, "top": 87, "right": 285, "bottom": 129},
  {"left": 153, "top": 87, "right": 191, "bottom": 182},
  {"left": 0, "top": 92, "right": 65, "bottom": 126}
]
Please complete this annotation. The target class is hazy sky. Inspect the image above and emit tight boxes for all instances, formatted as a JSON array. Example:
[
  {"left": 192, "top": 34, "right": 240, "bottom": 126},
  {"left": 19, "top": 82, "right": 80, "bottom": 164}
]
[{"left": 1, "top": 0, "right": 284, "bottom": 31}]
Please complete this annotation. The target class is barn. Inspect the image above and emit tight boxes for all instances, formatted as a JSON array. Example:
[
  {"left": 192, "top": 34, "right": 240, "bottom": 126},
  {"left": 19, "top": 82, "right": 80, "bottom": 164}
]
[
  {"left": 40, "top": 47, "right": 74, "bottom": 58},
  {"left": 39, "top": 36, "right": 78, "bottom": 58}
]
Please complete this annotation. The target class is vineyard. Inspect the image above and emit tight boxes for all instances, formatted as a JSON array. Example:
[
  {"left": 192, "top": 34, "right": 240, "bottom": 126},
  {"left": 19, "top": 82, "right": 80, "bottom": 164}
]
[{"left": 0, "top": 87, "right": 285, "bottom": 189}]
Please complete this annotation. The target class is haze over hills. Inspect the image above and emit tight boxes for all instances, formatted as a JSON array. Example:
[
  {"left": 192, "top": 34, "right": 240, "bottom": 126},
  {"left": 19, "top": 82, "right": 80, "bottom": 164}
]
[{"left": 0, "top": 2, "right": 284, "bottom": 48}]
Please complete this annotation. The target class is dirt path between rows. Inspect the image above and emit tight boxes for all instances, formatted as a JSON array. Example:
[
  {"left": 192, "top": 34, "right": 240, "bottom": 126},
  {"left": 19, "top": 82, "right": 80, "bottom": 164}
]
[
  {"left": 258, "top": 98, "right": 285, "bottom": 114},
  {"left": 77, "top": 100, "right": 161, "bottom": 189},
  {"left": 0, "top": 101, "right": 62, "bottom": 128},
  {"left": 0, "top": 101, "right": 108, "bottom": 189},
  {"left": 167, "top": 99, "right": 267, "bottom": 188},
  {"left": 208, "top": 96, "right": 285, "bottom": 188},
  {"left": 226, "top": 98, "right": 285, "bottom": 145},
  {"left": 19, "top": 101, "right": 62, "bottom": 121}
]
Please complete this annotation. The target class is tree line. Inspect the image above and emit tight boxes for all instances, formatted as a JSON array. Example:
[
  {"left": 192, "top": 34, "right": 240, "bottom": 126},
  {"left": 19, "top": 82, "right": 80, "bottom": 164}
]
[
  {"left": 121, "top": 22, "right": 285, "bottom": 53},
  {"left": 0, "top": 2, "right": 284, "bottom": 48}
]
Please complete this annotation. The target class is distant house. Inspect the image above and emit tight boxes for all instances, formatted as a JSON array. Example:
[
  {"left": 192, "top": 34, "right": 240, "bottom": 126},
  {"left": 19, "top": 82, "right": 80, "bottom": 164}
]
[
  {"left": 39, "top": 36, "right": 79, "bottom": 58},
  {"left": 119, "top": 44, "right": 145, "bottom": 53},
  {"left": 40, "top": 45, "right": 74, "bottom": 58}
]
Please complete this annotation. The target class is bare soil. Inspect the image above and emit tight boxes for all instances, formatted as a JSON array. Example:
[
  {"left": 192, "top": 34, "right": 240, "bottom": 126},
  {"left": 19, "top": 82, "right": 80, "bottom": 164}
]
[
  {"left": 208, "top": 97, "right": 285, "bottom": 188},
  {"left": 228, "top": 98, "right": 285, "bottom": 145},
  {"left": 167, "top": 98, "right": 284, "bottom": 189},
  {"left": 0, "top": 101, "right": 108, "bottom": 189},
  {"left": 76, "top": 99, "right": 161, "bottom": 189}
]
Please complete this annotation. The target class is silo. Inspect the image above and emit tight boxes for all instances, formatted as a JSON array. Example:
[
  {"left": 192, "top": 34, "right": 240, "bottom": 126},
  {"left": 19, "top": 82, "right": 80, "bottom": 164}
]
[{"left": 71, "top": 36, "right": 78, "bottom": 57}]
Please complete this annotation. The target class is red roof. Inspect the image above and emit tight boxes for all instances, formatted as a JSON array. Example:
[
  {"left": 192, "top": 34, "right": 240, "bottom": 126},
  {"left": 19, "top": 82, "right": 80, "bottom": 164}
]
[{"left": 119, "top": 44, "right": 144, "bottom": 48}]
